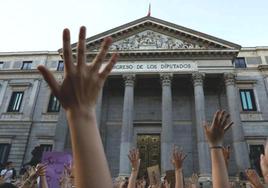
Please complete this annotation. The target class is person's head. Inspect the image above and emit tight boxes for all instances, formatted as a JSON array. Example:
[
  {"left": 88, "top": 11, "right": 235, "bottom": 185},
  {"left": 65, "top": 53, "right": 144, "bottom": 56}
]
[
  {"left": 5, "top": 162, "right": 13, "bottom": 169},
  {"left": 0, "top": 183, "right": 17, "bottom": 188}
]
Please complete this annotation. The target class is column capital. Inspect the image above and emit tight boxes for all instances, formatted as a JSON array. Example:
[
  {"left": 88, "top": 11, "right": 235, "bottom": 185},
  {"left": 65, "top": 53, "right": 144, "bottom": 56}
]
[
  {"left": 192, "top": 72, "right": 205, "bottom": 86},
  {"left": 224, "top": 73, "right": 236, "bottom": 86},
  {"left": 123, "top": 74, "right": 135, "bottom": 87},
  {"left": 160, "top": 73, "right": 173, "bottom": 86}
]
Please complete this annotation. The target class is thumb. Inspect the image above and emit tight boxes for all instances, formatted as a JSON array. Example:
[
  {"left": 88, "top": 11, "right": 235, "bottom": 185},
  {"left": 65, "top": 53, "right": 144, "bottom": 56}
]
[{"left": 38, "top": 65, "right": 60, "bottom": 99}]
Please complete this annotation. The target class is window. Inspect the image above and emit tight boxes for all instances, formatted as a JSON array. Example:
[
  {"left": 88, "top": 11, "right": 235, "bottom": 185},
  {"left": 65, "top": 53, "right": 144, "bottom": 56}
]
[
  {"left": 234, "top": 57, "right": 247, "bottom": 68},
  {"left": 47, "top": 94, "right": 60, "bottom": 112},
  {"left": 57, "top": 61, "right": 64, "bottom": 71},
  {"left": 239, "top": 89, "right": 257, "bottom": 111},
  {"left": 249, "top": 144, "right": 264, "bottom": 176},
  {"left": 7, "top": 92, "right": 24, "bottom": 112},
  {"left": 0, "top": 62, "right": 3, "bottom": 69},
  {"left": 21, "top": 61, "right": 32, "bottom": 70},
  {"left": 40, "top": 144, "right": 53, "bottom": 152},
  {"left": 0, "top": 144, "right": 11, "bottom": 164}
]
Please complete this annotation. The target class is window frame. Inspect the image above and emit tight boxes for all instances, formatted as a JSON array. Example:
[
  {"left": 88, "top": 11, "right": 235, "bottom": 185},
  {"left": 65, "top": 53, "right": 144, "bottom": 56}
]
[
  {"left": 47, "top": 94, "right": 60, "bottom": 112},
  {"left": 7, "top": 91, "right": 24, "bottom": 112},
  {"left": 0, "top": 62, "right": 3, "bottom": 69},
  {"left": 234, "top": 57, "right": 247, "bottom": 68},
  {"left": 40, "top": 144, "right": 53, "bottom": 152},
  {"left": 57, "top": 60, "right": 64, "bottom": 71},
  {"left": 21, "top": 61, "right": 32, "bottom": 70},
  {"left": 239, "top": 89, "right": 257, "bottom": 111}
]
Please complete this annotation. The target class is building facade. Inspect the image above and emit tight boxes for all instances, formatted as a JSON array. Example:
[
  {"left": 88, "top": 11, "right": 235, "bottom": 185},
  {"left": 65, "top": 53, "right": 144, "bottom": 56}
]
[{"left": 0, "top": 16, "right": 268, "bottom": 179}]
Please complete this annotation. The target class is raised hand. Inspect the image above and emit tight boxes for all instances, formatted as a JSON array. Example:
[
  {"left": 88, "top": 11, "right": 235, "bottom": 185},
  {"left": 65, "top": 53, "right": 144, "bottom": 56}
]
[
  {"left": 222, "top": 146, "right": 231, "bottom": 167},
  {"left": 260, "top": 141, "right": 268, "bottom": 184},
  {"left": 38, "top": 27, "right": 118, "bottom": 112},
  {"left": 38, "top": 27, "right": 118, "bottom": 188},
  {"left": 128, "top": 149, "right": 140, "bottom": 171},
  {"left": 35, "top": 163, "right": 47, "bottom": 177},
  {"left": 245, "top": 169, "right": 264, "bottom": 188},
  {"left": 172, "top": 146, "right": 187, "bottom": 170},
  {"left": 189, "top": 173, "right": 199, "bottom": 187},
  {"left": 204, "top": 110, "right": 233, "bottom": 147}
]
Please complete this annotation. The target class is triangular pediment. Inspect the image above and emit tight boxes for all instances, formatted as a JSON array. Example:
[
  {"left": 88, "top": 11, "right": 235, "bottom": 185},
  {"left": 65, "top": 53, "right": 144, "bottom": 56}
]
[
  {"left": 63, "top": 16, "right": 241, "bottom": 56},
  {"left": 97, "top": 30, "right": 205, "bottom": 51}
]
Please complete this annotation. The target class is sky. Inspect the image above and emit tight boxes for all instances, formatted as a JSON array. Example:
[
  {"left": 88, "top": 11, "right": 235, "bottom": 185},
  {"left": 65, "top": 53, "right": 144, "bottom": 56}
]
[{"left": 0, "top": 0, "right": 267, "bottom": 52}]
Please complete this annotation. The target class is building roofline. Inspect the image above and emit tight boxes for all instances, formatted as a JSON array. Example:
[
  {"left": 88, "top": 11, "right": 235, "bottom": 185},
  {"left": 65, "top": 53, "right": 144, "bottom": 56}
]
[
  {"left": 63, "top": 16, "right": 242, "bottom": 52},
  {"left": 0, "top": 51, "right": 59, "bottom": 56}
]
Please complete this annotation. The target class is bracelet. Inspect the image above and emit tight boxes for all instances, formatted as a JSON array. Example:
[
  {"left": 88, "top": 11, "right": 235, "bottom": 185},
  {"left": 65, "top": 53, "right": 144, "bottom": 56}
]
[{"left": 210, "top": 146, "right": 223, "bottom": 149}]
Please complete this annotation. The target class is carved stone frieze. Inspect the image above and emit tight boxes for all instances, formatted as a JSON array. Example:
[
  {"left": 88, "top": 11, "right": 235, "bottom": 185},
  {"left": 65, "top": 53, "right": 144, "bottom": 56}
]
[{"left": 94, "top": 30, "right": 204, "bottom": 51}]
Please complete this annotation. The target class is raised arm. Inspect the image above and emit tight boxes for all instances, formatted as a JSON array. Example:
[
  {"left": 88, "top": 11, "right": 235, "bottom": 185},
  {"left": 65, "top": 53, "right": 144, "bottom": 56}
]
[
  {"left": 222, "top": 146, "right": 231, "bottom": 169},
  {"left": 245, "top": 169, "right": 265, "bottom": 188},
  {"left": 38, "top": 27, "right": 118, "bottom": 188},
  {"left": 172, "top": 146, "right": 186, "bottom": 188},
  {"left": 204, "top": 110, "right": 233, "bottom": 188},
  {"left": 36, "top": 164, "right": 48, "bottom": 188},
  {"left": 260, "top": 141, "right": 268, "bottom": 184},
  {"left": 127, "top": 149, "right": 140, "bottom": 188}
]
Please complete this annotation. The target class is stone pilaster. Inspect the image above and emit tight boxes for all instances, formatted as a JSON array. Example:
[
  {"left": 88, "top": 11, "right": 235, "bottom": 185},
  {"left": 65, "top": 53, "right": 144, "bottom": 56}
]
[
  {"left": 160, "top": 73, "right": 173, "bottom": 173},
  {"left": 192, "top": 73, "right": 211, "bottom": 177},
  {"left": 119, "top": 74, "right": 135, "bottom": 176},
  {"left": 0, "top": 80, "right": 8, "bottom": 112},
  {"left": 24, "top": 79, "right": 40, "bottom": 118},
  {"left": 54, "top": 108, "right": 69, "bottom": 151},
  {"left": 224, "top": 73, "right": 250, "bottom": 172}
]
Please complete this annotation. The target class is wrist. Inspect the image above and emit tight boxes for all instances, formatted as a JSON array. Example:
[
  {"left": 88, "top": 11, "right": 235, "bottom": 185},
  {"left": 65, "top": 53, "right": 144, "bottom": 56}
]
[{"left": 210, "top": 146, "right": 223, "bottom": 149}]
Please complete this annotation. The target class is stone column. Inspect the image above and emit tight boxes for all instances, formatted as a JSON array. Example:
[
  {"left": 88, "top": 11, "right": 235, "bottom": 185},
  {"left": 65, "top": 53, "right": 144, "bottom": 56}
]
[
  {"left": 192, "top": 73, "right": 211, "bottom": 177},
  {"left": 161, "top": 73, "right": 173, "bottom": 173},
  {"left": 224, "top": 73, "right": 250, "bottom": 171},
  {"left": 119, "top": 74, "right": 135, "bottom": 176}
]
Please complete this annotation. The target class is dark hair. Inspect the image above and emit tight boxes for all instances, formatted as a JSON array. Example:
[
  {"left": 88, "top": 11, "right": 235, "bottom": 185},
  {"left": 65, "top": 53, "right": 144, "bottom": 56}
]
[
  {"left": 5, "top": 162, "right": 12, "bottom": 167},
  {"left": 0, "top": 183, "right": 17, "bottom": 188}
]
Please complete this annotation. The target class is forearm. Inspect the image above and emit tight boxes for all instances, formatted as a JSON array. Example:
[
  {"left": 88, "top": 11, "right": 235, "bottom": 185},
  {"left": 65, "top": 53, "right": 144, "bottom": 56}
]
[
  {"left": 211, "top": 149, "right": 230, "bottom": 188},
  {"left": 128, "top": 170, "right": 138, "bottom": 188},
  {"left": 175, "top": 169, "right": 184, "bottom": 188},
  {"left": 66, "top": 108, "right": 112, "bottom": 188},
  {"left": 40, "top": 176, "right": 48, "bottom": 188}
]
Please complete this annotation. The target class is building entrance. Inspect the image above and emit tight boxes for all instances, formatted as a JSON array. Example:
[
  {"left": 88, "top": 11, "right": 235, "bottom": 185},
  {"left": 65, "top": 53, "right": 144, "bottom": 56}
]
[{"left": 137, "top": 134, "right": 161, "bottom": 177}]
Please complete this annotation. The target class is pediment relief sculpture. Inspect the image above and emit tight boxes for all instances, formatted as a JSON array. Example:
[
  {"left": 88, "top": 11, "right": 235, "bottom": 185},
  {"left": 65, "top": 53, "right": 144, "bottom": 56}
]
[{"left": 92, "top": 30, "right": 205, "bottom": 51}]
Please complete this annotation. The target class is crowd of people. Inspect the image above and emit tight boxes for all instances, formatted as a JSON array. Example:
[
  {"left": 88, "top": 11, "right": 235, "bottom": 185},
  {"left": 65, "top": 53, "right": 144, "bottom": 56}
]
[{"left": 0, "top": 26, "right": 268, "bottom": 188}]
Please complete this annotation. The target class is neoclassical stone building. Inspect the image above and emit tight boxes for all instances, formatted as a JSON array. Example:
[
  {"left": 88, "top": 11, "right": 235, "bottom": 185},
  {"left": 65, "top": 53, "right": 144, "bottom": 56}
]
[{"left": 0, "top": 16, "right": 268, "bottom": 179}]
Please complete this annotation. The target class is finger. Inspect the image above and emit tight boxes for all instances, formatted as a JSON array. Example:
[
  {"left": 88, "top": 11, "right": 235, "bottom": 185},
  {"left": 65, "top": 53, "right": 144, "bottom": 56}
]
[
  {"left": 92, "top": 37, "right": 113, "bottom": 71},
  {"left": 219, "top": 110, "right": 226, "bottom": 124},
  {"left": 38, "top": 65, "right": 60, "bottom": 98},
  {"left": 212, "top": 110, "right": 220, "bottom": 127},
  {"left": 221, "top": 113, "right": 230, "bottom": 127},
  {"left": 182, "top": 154, "right": 187, "bottom": 161},
  {"left": 62, "top": 28, "right": 74, "bottom": 75},
  {"left": 77, "top": 26, "right": 86, "bottom": 69},
  {"left": 99, "top": 53, "right": 118, "bottom": 79},
  {"left": 224, "top": 122, "right": 233, "bottom": 132}
]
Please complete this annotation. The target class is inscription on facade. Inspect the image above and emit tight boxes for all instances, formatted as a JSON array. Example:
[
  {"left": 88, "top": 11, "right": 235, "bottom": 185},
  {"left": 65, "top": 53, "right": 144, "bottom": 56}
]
[{"left": 101, "top": 61, "right": 197, "bottom": 73}]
